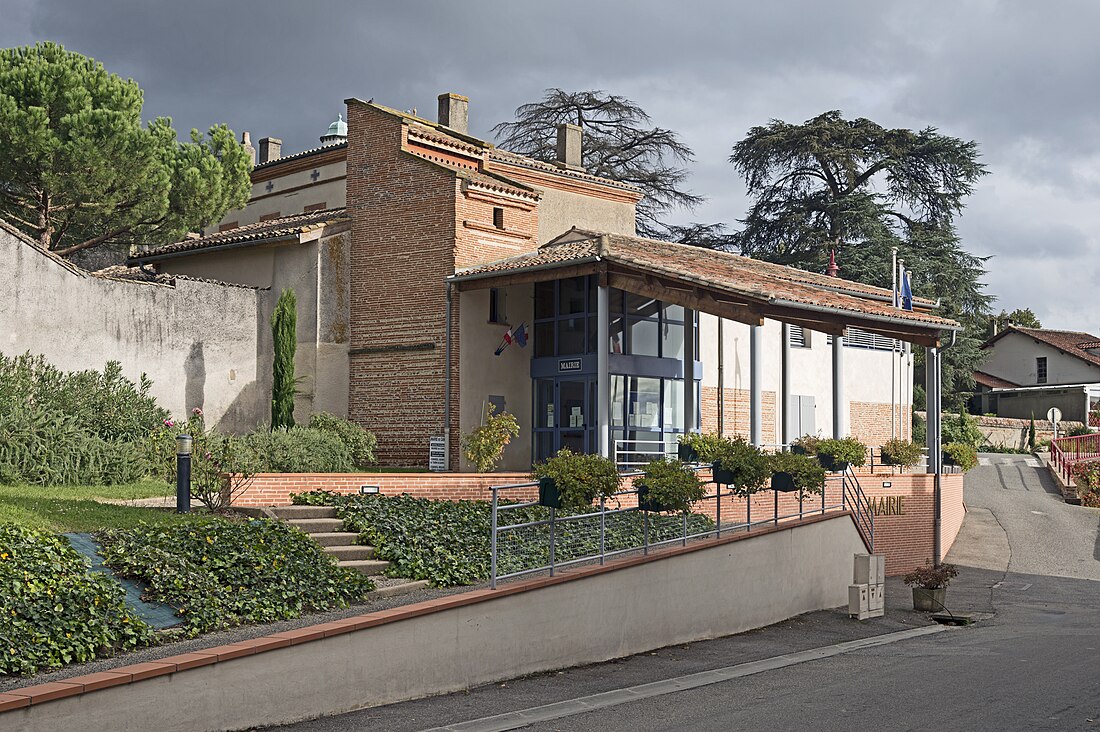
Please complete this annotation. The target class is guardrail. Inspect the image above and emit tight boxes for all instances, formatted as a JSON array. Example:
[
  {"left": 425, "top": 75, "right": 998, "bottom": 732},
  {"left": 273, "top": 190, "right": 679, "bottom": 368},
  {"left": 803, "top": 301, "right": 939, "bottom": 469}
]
[
  {"left": 489, "top": 467, "right": 866, "bottom": 589},
  {"left": 1051, "top": 432, "right": 1100, "bottom": 482}
]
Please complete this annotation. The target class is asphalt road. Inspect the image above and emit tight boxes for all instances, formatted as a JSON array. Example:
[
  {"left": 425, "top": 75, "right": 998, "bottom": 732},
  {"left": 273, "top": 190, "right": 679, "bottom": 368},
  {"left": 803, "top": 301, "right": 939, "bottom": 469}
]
[{"left": 268, "top": 455, "right": 1100, "bottom": 731}]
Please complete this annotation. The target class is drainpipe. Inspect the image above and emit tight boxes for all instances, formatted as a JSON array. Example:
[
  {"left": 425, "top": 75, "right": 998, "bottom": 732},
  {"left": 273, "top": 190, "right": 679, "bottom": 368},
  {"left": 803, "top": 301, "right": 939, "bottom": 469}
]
[
  {"left": 718, "top": 318, "right": 725, "bottom": 435},
  {"left": 444, "top": 282, "right": 453, "bottom": 471},
  {"left": 931, "top": 329, "right": 957, "bottom": 565}
]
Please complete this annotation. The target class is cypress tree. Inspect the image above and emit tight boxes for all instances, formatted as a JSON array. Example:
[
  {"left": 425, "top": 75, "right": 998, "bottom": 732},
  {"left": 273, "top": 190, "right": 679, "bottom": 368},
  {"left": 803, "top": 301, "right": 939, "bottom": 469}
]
[
  {"left": 271, "top": 289, "right": 297, "bottom": 429},
  {"left": 1028, "top": 415, "right": 1037, "bottom": 450}
]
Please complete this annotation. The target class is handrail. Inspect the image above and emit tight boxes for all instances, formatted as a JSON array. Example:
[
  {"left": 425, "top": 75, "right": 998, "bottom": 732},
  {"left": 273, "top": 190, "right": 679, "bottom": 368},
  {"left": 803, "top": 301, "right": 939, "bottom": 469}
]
[
  {"left": 1051, "top": 432, "right": 1100, "bottom": 482},
  {"left": 841, "top": 465, "right": 874, "bottom": 553}
]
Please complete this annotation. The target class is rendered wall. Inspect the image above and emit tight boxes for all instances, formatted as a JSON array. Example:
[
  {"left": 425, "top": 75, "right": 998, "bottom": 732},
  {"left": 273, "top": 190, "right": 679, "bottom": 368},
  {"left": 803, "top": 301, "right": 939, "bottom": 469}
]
[
  {"left": 981, "top": 332, "right": 1100, "bottom": 386},
  {"left": 223, "top": 158, "right": 347, "bottom": 228},
  {"left": 0, "top": 222, "right": 272, "bottom": 431},
  {"left": 4, "top": 515, "right": 864, "bottom": 732}
]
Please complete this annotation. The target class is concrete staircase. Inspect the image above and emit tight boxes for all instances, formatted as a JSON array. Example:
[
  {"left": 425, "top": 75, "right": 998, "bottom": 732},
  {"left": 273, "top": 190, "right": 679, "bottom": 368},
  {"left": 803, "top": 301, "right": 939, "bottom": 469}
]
[{"left": 268, "top": 505, "right": 430, "bottom": 599}]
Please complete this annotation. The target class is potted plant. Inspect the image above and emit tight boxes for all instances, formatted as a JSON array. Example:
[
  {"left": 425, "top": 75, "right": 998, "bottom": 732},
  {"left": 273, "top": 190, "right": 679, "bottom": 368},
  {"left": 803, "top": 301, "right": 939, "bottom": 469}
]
[
  {"left": 815, "top": 437, "right": 867, "bottom": 472},
  {"left": 769, "top": 450, "right": 826, "bottom": 495},
  {"left": 461, "top": 405, "right": 520, "bottom": 472},
  {"left": 943, "top": 442, "right": 978, "bottom": 471},
  {"left": 879, "top": 438, "right": 922, "bottom": 469},
  {"left": 710, "top": 437, "right": 770, "bottom": 495},
  {"left": 530, "top": 448, "right": 621, "bottom": 512},
  {"left": 636, "top": 458, "right": 706, "bottom": 513},
  {"left": 678, "top": 432, "right": 726, "bottom": 463},
  {"left": 790, "top": 434, "right": 820, "bottom": 456},
  {"left": 903, "top": 561, "right": 959, "bottom": 611}
]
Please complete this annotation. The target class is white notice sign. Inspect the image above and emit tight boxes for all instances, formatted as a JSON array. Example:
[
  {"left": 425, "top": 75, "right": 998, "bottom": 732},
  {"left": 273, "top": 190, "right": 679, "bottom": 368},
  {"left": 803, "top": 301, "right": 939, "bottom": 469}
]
[{"left": 429, "top": 436, "right": 447, "bottom": 472}]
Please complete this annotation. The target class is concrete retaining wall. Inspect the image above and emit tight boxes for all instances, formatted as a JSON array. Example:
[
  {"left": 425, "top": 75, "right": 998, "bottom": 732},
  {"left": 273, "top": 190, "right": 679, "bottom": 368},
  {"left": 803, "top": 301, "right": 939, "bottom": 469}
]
[{"left": 2, "top": 514, "right": 864, "bottom": 732}]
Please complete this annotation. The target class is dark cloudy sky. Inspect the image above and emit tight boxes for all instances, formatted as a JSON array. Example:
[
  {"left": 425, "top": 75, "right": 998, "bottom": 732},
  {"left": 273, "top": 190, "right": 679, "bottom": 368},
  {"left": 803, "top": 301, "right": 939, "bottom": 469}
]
[{"left": 4, "top": 1, "right": 1097, "bottom": 333}]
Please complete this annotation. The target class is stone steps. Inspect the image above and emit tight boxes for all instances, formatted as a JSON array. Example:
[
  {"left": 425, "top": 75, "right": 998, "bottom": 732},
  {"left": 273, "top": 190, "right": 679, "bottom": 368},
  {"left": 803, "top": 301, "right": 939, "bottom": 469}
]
[
  {"left": 327, "top": 545, "right": 376, "bottom": 561},
  {"left": 310, "top": 531, "right": 363, "bottom": 547},
  {"left": 338, "top": 559, "right": 392, "bottom": 575},
  {"left": 269, "top": 505, "right": 338, "bottom": 520},
  {"left": 287, "top": 517, "right": 345, "bottom": 533}
]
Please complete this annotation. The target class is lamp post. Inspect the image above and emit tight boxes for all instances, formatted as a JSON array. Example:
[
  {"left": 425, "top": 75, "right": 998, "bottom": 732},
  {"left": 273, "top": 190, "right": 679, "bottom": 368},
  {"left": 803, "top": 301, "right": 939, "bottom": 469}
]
[{"left": 176, "top": 434, "right": 192, "bottom": 514}]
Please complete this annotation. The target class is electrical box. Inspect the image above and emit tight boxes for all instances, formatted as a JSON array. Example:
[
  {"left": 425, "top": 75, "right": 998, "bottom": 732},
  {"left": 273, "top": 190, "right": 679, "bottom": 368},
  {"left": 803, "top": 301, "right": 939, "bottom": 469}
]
[
  {"left": 849, "top": 584, "right": 870, "bottom": 619},
  {"left": 854, "top": 554, "right": 885, "bottom": 585},
  {"left": 869, "top": 583, "right": 885, "bottom": 612}
]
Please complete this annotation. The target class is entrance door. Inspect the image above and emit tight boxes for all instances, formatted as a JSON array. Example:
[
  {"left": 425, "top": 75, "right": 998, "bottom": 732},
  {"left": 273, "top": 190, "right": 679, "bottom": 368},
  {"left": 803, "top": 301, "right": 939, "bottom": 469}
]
[{"left": 534, "top": 377, "right": 596, "bottom": 462}]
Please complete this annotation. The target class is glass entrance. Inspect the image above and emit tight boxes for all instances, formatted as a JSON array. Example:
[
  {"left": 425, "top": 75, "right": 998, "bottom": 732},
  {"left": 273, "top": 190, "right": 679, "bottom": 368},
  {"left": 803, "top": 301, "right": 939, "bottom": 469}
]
[{"left": 534, "top": 377, "right": 596, "bottom": 462}]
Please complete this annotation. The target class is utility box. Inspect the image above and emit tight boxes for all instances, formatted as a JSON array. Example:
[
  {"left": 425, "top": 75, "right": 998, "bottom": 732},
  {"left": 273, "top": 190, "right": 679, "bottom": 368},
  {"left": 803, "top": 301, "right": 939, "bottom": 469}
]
[
  {"left": 849, "top": 584, "right": 870, "bottom": 619},
  {"left": 854, "top": 554, "right": 885, "bottom": 585},
  {"left": 869, "top": 583, "right": 885, "bottom": 612}
]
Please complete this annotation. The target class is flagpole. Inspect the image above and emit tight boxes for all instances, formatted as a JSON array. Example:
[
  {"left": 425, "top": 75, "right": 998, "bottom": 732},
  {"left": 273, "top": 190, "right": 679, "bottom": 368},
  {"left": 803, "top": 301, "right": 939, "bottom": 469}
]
[
  {"left": 891, "top": 248, "right": 898, "bottom": 440},
  {"left": 898, "top": 258, "right": 906, "bottom": 440}
]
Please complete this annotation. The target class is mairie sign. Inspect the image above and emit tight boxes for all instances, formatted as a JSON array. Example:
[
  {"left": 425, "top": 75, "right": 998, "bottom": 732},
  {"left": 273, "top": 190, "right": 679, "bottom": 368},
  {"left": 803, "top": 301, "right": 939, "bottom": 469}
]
[{"left": 866, "top": 495, "right": 905, "bottom": 516}]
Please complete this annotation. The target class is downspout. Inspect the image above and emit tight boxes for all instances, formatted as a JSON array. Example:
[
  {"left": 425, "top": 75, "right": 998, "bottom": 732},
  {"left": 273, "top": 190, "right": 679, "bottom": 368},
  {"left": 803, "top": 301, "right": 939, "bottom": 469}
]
[
  {"left": 717, "top": 318, "right": 725, "bottom": 435},
  {"left": 933, "top": 329, "right": 957, "bottom": 565},
  {"left": 445, "top": 281, "right": 453, "bottom": 471}
]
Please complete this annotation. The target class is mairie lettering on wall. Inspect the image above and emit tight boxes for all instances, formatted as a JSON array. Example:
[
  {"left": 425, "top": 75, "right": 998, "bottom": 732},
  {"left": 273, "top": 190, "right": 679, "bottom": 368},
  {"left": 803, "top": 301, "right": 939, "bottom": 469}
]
[{"left": 866, "top": 496, "right": 905, "bottom": 516}]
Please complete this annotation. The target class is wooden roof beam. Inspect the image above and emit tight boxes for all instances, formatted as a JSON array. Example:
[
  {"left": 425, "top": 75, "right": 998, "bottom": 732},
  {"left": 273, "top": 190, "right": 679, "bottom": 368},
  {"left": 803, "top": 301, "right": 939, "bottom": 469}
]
[{"left": 608, "top": 271, "right": 764, "bottom": 326}]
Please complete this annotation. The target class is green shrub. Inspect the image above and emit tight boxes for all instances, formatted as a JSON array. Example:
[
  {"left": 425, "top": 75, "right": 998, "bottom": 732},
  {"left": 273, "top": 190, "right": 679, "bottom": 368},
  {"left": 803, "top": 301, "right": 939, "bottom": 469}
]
[
  {"left": 678, "top": 432, "right": 729, "bottom": 462},
  {"left": 637, "top": 458, "right": 706, "bottom": 513},
  {"left": 1072, "top": 462, "right": 1100, "bottom": 507},
  {"left": 530, "top": 448, "right": 621, "bottom": 512},
  {"left": 309, "top": 412, "right": 378, "bottom": 466},
  {"left": 272, "top": 289, "right": 297, "bottom": 429},
  {"left": 879, "top": 438, "right": 923, "bottom": 468},
  {"left": 913, "top": 413, "right": 927, "bottom": 444},
  {"left": 1066, "top": 424, "right": 1092, "bottom": 437},
  {"left": 0, "top": 406, "right": 147, "bottom": 486},
  {"left": 461, "top": 406, "right": 520, "bottom": 472},
  {"left": 790, "top": 434, "right": 821, "bottom": 455},
  {"left": 815, "top": 437, "right": 867, "bottom": 467},
  {"left": 245, "top": 426, "right": 355, "bottom": 473},
  {"left": 97, "top": 519, "right": 373, "bottom": 636},
  {"left": 1028, "top": 416, "right": 1037, "bottom": 449},
  {"left": 943, "top": 442, "right": 979, "bottom": 471},
  {"left": 942, "top": 409, "right": 983, "bottom": 448},
  {"left": 768, "top": 451, "right": 826, "bottom": 495},
  {"left": 710, "top": 437, "right": 771, "bottom": 495},
  {"left": 0, "top": 353, "right": 167, "bottom": 442},
  {"left": 0, "top": 524, "right": 152, "bottom": 675}
]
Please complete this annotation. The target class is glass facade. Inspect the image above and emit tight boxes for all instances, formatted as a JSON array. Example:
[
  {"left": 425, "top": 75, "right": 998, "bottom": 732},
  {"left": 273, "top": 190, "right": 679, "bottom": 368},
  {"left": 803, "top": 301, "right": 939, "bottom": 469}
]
[{"left": 532, "top": 276, "right": 699, "bottom": 462}]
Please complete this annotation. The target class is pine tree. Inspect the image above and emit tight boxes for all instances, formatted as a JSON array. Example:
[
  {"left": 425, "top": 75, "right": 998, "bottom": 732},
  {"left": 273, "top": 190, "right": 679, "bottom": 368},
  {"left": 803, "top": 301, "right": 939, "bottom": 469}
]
[{"left": 271, "top": 290, "right": 297, "bottom": 429}]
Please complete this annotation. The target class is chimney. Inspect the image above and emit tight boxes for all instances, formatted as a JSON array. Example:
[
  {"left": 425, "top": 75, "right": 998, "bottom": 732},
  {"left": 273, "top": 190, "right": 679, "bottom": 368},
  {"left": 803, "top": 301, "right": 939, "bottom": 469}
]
[
  {"left": 240, "top": 131, "right": 256, "bottom": 166},
  {"left": 556, "top": 124, "right": 583, "bottom": 171},
  {"left": 258, "top": 137, "right": 282, "bottom": 164},
  {"left": 437, "top": 93, "right": 469, "bottom": 135},
  {"left": 825, "top": 249, "right": 840, "bottom": 277}
]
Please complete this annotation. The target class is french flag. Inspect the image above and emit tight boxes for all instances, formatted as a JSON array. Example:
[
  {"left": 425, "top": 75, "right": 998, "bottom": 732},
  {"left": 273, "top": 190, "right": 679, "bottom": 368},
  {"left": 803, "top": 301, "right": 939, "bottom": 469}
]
[{"left": 494, "top": 322, "right": 528, "bottom": 356}]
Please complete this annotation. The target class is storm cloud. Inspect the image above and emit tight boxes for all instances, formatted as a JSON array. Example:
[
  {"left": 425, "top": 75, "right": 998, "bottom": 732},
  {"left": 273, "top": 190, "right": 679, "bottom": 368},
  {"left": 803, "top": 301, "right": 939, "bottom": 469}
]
[{"left": 3, "top": 0, "right": 1098, "bottom": 332}]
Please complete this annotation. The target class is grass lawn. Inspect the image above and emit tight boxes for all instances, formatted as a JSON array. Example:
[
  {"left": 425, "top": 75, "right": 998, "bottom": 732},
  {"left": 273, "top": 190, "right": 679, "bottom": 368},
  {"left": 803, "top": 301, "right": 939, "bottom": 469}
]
[{"left": 0, "top": 479, "right": 206, "bottom": 532}]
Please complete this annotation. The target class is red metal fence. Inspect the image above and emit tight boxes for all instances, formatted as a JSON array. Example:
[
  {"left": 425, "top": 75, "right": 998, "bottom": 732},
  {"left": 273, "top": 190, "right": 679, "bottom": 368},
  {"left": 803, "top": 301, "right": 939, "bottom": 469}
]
[{"left": 1050, "top": 432, "right": 1100, "bottom": 482}]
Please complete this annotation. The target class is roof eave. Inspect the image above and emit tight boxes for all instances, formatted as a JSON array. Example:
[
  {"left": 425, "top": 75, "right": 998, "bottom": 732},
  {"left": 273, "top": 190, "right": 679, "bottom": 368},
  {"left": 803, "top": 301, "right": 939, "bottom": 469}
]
[{"left": 128, "top": 232, "right": 301, "bottom": 265}]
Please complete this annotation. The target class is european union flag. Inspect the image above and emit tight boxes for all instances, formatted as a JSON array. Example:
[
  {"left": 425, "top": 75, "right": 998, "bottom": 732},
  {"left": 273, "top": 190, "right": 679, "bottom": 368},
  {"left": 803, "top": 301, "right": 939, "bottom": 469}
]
[{"left": 900, "top": 271, "right": 913, "bottom": 311}]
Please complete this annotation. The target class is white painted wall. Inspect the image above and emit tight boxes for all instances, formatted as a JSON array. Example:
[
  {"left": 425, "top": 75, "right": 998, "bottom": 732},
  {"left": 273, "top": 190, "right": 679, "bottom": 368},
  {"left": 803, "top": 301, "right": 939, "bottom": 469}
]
[
  {"left": 0, "top": 223, "right": 272, "bottom": 431},
  {"left": 533, "top": 186, "right": 636, "bottom": 244},
  {"left": 981, "top": 332, "right": 1100, "bottom": 386},
  {"left": 220, "top": 158, "right": 347, "bottom": 228}
]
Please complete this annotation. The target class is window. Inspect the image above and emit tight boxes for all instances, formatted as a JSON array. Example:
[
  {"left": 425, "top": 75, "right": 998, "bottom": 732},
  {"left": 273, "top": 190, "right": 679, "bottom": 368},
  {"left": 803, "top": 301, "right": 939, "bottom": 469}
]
[
  {"left": 1036, "top": 357, "right": 1048, "bottom": 384},
  {"left": 493, "top": 207, "right": 504, "bottom": 229},
  {"left": 488, "top": 288, "right": 506, "bottom": 324}
]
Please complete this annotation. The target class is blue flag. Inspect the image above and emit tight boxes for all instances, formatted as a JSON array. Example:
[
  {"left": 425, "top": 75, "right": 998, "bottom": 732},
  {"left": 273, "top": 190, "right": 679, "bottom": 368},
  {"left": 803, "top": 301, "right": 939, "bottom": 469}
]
[{"left": 900, "top": 270, "right": 913, "bottom": 311}]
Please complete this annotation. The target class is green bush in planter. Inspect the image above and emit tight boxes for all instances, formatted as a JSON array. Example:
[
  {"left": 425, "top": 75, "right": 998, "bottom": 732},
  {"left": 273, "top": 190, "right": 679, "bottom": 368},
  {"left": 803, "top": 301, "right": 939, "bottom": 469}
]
[
  {"left": 789, "top": 434, "right": 820, "bottom": 456},
  {"left": 768, "top": 451, "right": 826, "bottom": 495},
  {"left": 677, "top": 432, "right": 727, "bottom": 463},
  {"left": 815, "top": 437, "right": 867, "bottom": 471},
  {"left": 530, "top": 448, "right": 621, "bottom": 511},
  {"left": 943, "top": 442, "right": 978, "bottom": 471},
  {"left": 637, "top": 458, "right": 706, "bottom": 513},
  {"left": 710, "top": 437, "right": 770, "bottom": 495},
  {"left": 879, "top": 438, "right": 923, "bottom": 468}
]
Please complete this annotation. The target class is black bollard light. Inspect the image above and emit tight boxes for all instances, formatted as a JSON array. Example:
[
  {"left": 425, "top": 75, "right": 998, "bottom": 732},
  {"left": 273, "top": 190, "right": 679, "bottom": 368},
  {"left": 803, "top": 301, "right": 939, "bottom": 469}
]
[{"left": 176, "top": 434, "right": 192, "bottom": 513}]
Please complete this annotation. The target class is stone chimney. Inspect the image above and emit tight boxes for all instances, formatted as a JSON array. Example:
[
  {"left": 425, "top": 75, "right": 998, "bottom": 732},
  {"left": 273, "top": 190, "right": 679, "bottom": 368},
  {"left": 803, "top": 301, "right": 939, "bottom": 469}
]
[
  {"left": 556, "top": 124, "right": 583, "bottom": 171},
  {"left": 437, "top": 93, "right": 469, "bottom": 135},
  {"left": 258, "top": 137, "right": 282, "bottom": 164},
  {"left": 240, "top": 131, "right": 256, "bottom": 166}
]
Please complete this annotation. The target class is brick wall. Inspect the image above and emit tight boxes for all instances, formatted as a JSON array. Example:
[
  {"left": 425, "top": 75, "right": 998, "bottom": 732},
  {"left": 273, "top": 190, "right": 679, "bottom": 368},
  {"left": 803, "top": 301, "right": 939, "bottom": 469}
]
[
  {"left": 700, "top": 386, "right": 777, "bottom": 443},
  {"left": 346, "top": 102, "right": 460, "bottom": 468},
  {"left": 849, "top": 401, "right": 911, "bottom": 446},
  {"left": 233, "top": 468, "right": 963, "bottom": 576}
]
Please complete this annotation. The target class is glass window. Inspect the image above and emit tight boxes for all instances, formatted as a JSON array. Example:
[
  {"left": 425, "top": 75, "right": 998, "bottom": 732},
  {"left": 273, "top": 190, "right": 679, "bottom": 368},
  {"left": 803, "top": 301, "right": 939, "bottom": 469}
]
[
  {"left": 662, "top": 319, "right": 685, "bottom": 360},
  {"left": 609, "top": 315, "right": 626, "bottom": 354},
  {"left": 587, "top": 315, "right": 598, "bottom": 355},
  {"left": 534, "top": 322, "right": 554, "bottom": 358},
  {"left": 534, "top": 281, "right": 555, "bottom": 320},
  {"left": 611, "top": 289, "right": 624, "bottom": 313},
  {"left": 662, "top": 303, "right": 684, "bottom": 322},
  {"left": 559, "top": 277, "right": 587, "bottom": 315},
  {"left": 628, "top": 377, "right": 661, "bottom": 429},
  {"left": 536, "top": 432, "right": 553, "bottom": 462},
  {"left": 1036, "top": 357, "right": 1048, "bottom": 384},
  {"left": 610, "top": 375, "right": 626, "bottom": 427},
  {"left": 627, "top": 318, "right": 659, "bottom": 357},
  {"left": 626, "top": 292, "right": 660, "bottom": 319},
  {"left": 557, "top": 317, "right": 586, "bottom": 356},
  {"left": 664, "top": 379, "right": 684, "bottom": 431}
]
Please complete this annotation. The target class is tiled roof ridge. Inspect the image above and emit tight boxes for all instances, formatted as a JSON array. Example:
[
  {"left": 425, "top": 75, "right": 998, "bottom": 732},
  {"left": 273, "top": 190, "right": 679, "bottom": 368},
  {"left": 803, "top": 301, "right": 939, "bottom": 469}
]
[
  {"left": 91, "top": 265, "right": 266, "bottom": 290},
  {"left": 486, "top": 148, "right": 643, "bottom": 193},
  {"left": 1013, "top": 325, "right": 1100, "bottom": 339},
  {"left": 253, "top": 141, "right": 347, "bottom": 171}
]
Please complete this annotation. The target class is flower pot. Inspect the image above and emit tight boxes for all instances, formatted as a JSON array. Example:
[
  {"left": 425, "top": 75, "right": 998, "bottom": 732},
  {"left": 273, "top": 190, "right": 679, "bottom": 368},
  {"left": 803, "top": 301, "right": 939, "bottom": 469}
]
[
  {"left": 791, "top": 444, "right": 808, "bottom": 456},
  {"left": 537, "top": 476, "right": 562, "bottom": 509},
  {"left": 770, "top": 471, "right": 798, "bottom": 492},
  {"left": 677, "top": 443, "right": 698, "bottom": 463},
  {"left": 912, "top": 587, "right": 946, "bottom": 612},
  {"left": 636, "top": 483, "right": 672, "bottom": 513},
  {"left": 818, "top": 454, "right": 849, "bottom": 473},
  {"left": 711, "top": 461, "right": 736, "bottom": 485},
  {"left": 942, "top": 452, "right": 957, "bottom": 467}
]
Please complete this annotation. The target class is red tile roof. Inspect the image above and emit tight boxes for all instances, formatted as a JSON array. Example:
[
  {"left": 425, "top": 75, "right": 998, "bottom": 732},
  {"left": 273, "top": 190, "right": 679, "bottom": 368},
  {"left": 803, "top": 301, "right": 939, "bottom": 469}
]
[
  {"left": 130, "top": 208, "right": 347, "bottom": 261},
  {"left": 984, "top": 326, "right": 1100, "bottom": 369},
  {"left": 973, "top": 370, "right": 1020, "bottom": 389},
  {"left": 452, "top": 229, "right": 958, "bottom": 333}
]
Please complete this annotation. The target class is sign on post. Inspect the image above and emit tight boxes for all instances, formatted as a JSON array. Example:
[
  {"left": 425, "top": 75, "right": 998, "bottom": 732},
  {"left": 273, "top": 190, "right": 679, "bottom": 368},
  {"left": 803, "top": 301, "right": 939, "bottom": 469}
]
[
  {"left": 1047, "top": 407, "right": 1062, "bottom": 440},
  {"left": 429, "top": 436, "right": 447, "bottom": 472}
]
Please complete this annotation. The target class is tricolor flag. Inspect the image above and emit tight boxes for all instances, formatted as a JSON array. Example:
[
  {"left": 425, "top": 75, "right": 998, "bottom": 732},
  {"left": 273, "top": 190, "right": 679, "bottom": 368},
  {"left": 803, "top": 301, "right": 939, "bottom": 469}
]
[{"left": 494, "top": 322, "right": 529, "bottom": 356}]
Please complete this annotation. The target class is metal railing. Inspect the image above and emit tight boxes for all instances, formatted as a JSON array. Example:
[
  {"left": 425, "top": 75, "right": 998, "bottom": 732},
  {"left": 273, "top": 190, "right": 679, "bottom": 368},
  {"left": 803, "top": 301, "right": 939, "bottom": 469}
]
[
  {"left": 489, "top": 466, "right": 867, "bottom": 589},
  {"left": 1051, "top": 432, "right": 1100, "bottom": 482},
  {"left": 612, "top": 438, "right": 672, "bottom": 470}
]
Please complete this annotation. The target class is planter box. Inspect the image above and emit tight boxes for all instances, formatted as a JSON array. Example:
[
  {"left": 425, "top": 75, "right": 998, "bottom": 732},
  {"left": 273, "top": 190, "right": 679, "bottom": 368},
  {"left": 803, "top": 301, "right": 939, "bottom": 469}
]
[
  {"left": 677, "top": 443, "right": 698, "bottom": 463},
  {"left": 537, "top": 477, "right": 562, "bottom": 510},
  {"left": 770, "top": 471, "right": 798, "bottom": 492},
  {"left": 818, "top": 454, "right": 849, "bottom": 473},
  {"left": 636, "top": 484, "right": 673, "bottom": 513},
  {"left": 912, "top": 587, "right": 946, "bottom": 612},
  {"left": 711, "top": 462, "right": 736, "bottom": 485},
  {"left": 791, "top": 445, "right": 808, "bottom": 456}
]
